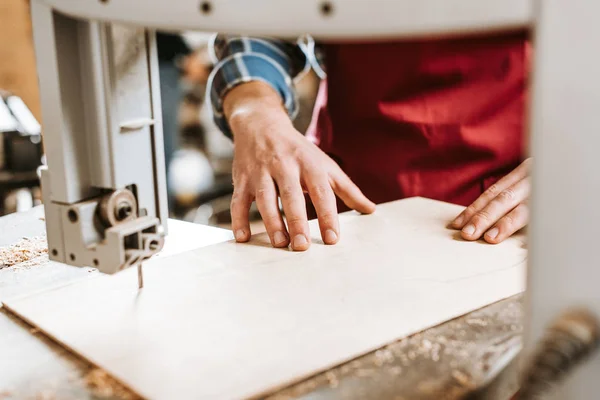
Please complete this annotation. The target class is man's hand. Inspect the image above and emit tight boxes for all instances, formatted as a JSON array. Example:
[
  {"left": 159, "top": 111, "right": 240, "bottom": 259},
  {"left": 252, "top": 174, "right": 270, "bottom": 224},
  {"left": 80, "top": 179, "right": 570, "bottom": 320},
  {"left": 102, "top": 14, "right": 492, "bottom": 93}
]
[
  {"left": 451, "top": 158, "right": 531, "bottom": 244},
  {"left": 224, "top": 82, "right": 376, "bottom": 251}
]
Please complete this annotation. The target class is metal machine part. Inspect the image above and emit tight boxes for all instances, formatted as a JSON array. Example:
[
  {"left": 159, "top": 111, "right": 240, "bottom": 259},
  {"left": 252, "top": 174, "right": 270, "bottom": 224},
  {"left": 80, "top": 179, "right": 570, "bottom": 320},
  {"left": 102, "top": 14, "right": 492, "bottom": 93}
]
[
  {"left": 29, "top": 0, "right": 532, "bottom": 39},
  {"left": 525, "top": 0, "right": 600, "bottom": 398},
  {"left": 98, "top": 188, "right": 138, "bottom": 227},
  {"left": 31, "top": 1, "right": 168, "bottom": 275},
  {"left": 519, "top": 309, "right": 600, "bottom": 399}
]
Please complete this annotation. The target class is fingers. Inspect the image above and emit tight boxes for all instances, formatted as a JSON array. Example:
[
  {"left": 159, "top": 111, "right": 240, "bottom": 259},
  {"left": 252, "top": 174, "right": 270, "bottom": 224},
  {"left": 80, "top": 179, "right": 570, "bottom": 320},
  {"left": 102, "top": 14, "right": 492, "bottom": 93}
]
[
  {"left": 230, "top": 186, "right": 253, "bottom": 243},
  {"left": 305, "top": 173, "right": 340, "bottom": 245},
  {"left": 275, "top": 172, "right": 311, "bottom": 251},
  {"left": 484, "top": 203, "right": 529, "bottom": 244},
  {"left": 330, "top": 171, "right": 376, "bottom": 215},
  {"left": 254, "top": 174, "right": 289, "bottom": 248},
  {"left": 461, "top": 177, "right": 530, "bottom": 241},
  {"left": 452, "top": 159, "right": 531, "bottom": 229}
]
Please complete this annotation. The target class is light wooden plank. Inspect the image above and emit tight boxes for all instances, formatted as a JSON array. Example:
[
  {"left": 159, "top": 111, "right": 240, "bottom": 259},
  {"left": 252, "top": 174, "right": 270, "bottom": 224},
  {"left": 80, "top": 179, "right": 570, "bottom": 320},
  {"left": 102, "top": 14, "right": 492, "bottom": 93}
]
[
  {"left": 3, "top": 197, "right": 526, "bottom": 399},
  {"left": 0, "top": 215, "right": 234, "bottom": 302}
]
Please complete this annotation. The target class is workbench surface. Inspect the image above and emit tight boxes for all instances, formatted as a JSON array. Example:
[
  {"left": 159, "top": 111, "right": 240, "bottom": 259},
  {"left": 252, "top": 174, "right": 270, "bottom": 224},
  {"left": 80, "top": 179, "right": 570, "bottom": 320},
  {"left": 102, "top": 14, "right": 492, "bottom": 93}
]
[{"left": 0, "top": 207, "right": 522, "bottom": 400}]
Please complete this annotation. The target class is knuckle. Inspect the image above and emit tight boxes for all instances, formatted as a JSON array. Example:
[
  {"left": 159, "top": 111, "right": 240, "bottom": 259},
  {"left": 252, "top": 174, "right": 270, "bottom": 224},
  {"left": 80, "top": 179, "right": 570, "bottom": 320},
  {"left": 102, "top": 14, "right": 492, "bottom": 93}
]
[
  {"left": 230, "top": 191, "right": 250, "bottom": 211},
  {"left": 500, "top": 213, "right": 515, "bottom": 228},
  {"left": 498, "top": 215, "right": 515, "bottom": 231},
  {"left": 310, "top": 184, "right": 331, "bottom": 202},
  {"left": 268, "top": 150, "right": 299, "bottom": 168},
  {"left": 486, "top": 184, "right": 501, "bottom": 197},
  {"left": 318, "top": 211, "right": 337, "bottom": 223},
  {"left": 278, "top": 184, "right": 297, "bottom": 199},
  {"left": 230, "top": 199, "right": 243, "bottom": 213},
  {"left": 231, "top": 174, "right": 247, "bottom": 189},
  {"left": 255, "top": 186, "right": 271, "bottom": 202},
  {"left": 497, "top": 188, "right": 516, "bottom": 202},
  {"left": 463, "top": 205, "right": 478, "bottom": 218},
  {"left": 231, "top": 186, "right": 248, "bottom": 199},
  {"left": 230, "top": 193, "right": 243, "bottom": 207},
  {"left": 473, "top": 210, "right": 492, "bottom": 224},
  {"left": 269, "top": 154, "right": 286, "bottom": 170},
  {"left": 285, "top": 215, "right": 305, "bottom": 227},
  {"left": 262, "top": 214, "right": 282, "bottom": 226},
  {"left": 287, "top": 215, "right": 304, "bottom": 225}
]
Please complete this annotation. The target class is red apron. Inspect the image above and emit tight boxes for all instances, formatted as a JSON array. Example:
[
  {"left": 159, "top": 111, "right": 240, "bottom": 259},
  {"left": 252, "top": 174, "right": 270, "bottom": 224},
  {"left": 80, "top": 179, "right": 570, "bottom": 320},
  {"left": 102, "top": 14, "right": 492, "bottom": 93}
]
[{"left": 306, "top": 31, "right": 529, "bottom": 208}]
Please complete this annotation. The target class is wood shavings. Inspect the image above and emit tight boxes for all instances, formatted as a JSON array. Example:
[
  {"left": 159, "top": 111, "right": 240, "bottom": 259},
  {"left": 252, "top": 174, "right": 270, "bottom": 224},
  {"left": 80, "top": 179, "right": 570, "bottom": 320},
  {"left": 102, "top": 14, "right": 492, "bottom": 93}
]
[
  {"left": 373, "top": 349, "right": 394, "bottom": 366},
  {"left": 466, "top": 318, "right": 489, "bottom": 327},
  {"left": 83, "top": 368, "right": 138, "bottom": 399},
  {"left": 354, "top": 368, "right": 376, "bottom": 378},
  {"left": 34, "top": 391, "right": 56, "bottom": 400},
  {"left": 0, "top": 236, "right": 48, "bottom": 270},
  {"left": 325, "top": 371, "right": 339, "bottom": 388},
  {"left": 451, "top": 370, "right": 475, "bottom": 389},
  {"left": 269, "top": 297, "right": 523, "bottom": 400}
]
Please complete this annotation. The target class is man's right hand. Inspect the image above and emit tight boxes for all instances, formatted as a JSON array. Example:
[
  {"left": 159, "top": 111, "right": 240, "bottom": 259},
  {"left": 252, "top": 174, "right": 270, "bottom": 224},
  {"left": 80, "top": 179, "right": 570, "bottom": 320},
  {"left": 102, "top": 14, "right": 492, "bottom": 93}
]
[{"left": 224, "top": 82, "right": 376, "bottom": 251}]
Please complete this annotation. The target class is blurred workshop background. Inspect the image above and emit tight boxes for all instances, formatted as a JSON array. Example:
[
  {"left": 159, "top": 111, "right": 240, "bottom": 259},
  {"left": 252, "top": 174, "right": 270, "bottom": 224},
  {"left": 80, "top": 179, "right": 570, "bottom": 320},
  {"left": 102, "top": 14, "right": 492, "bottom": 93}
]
[{"left": 0, "top": 0, "right": 320, "bottom": 231}]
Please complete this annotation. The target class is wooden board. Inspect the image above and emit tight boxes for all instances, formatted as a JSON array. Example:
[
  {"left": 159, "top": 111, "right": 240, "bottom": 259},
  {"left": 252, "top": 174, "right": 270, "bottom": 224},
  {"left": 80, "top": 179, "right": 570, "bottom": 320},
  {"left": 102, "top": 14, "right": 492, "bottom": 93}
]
[
  {"left": 3, "top": 197, "right": 527, "bottom": 399},
  {"left": 0, "top": 216, "right": 234, "bottom": 303}
]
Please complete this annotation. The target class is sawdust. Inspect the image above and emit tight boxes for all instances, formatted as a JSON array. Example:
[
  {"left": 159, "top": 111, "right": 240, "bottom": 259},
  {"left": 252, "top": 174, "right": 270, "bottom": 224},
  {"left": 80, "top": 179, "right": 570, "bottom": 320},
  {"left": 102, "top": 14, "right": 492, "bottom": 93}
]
[
  {"left": 325, "top": 371, "right": 339, "bottom": 388},
  {"left": 268, "top": 298, "right": 523, "bottom": 400},
  {"left": 451, "top": 370, "right": 476, "bottom": 389},
  {"left": 34, "top": 391, "right": 56, "bottom": 400},
  {"left": 373, "top": 349, "right": 394, "bottom": 366},
  {"left": 0, "top": 236, "right": 48, "bottom": 270},
  {"left": 83, "top": 368, "right": 139, "bottom": 399}
]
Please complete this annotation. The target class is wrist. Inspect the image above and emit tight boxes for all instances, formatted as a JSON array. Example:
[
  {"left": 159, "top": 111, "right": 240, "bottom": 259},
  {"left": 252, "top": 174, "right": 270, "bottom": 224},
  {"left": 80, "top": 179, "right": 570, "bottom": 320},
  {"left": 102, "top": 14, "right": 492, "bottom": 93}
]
[{"left": 224, "top": 82, "right": 292, "bottom": 137}]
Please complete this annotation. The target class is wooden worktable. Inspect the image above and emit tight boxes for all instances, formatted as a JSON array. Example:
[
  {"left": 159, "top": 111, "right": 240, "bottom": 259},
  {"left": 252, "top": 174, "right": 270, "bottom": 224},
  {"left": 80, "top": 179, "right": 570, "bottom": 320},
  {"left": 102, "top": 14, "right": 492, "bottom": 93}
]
[{"left": 0, "top": 207, "right": 523, "bottom": 400}]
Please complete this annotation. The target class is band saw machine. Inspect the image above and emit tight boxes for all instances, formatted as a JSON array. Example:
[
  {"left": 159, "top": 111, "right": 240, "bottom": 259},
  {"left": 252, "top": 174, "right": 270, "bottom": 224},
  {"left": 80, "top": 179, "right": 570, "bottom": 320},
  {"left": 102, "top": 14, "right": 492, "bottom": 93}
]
[{"left": 28, "top": 0, "right": 600, "bottom": 398}]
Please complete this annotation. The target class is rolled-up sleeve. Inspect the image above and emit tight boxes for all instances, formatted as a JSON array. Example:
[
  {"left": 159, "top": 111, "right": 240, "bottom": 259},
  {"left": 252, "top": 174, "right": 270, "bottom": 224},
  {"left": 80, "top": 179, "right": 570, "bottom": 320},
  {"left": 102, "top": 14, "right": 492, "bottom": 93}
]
[{"left": 208, "top": 35, "right": 309, "bottom": 138}]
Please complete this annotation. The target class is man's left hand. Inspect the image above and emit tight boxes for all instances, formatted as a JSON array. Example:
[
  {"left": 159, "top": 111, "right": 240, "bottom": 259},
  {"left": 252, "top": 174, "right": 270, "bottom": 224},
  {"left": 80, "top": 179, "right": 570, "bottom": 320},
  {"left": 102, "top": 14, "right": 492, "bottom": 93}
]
[{"left": 451, "top": 158, "right": 531, "bottom": 244}]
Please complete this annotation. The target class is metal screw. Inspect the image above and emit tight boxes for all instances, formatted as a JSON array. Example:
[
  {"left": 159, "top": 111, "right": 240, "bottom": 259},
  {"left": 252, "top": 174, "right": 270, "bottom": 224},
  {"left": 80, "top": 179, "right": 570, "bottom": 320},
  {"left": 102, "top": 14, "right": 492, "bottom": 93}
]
[
  {"left": 68, "top": 209, "right": 78, "bottom": 223},
  {"left": 320, "top": 1, "right": 333, "bottom": 16},
  {"left": 115, "top": 202, "right": 134, "bottom": 221},
  {"left": 199, "top": 1, "right": 212, "bottom": 14}
]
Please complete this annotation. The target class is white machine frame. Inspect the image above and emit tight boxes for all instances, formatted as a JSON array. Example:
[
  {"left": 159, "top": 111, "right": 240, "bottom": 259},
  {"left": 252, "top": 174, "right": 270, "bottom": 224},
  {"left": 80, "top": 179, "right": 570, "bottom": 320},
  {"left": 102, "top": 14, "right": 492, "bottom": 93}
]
[
  {"left": 31, "top": 0, "right": 600, "bottom": 397},
  {"left": 32, "top": 4, "right": 169, "bottom": 274}
]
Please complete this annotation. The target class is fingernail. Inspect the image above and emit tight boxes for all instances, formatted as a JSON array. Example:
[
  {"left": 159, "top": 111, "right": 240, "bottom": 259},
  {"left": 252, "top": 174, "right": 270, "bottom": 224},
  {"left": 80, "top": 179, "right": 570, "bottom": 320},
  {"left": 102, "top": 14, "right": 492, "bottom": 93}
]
[
  {"left": 234, "top": 229, "right": 246, "bottom": 241},
  {"left": 462, "top": 224, "right": 475, "bottom": 236},
  {"left": 453, "top": 215, "right": 464, "bottom": 227},
  {"left": 273, "top": 231, "right": 287, "bottom": 245},
  {"left": 293, "top": 234, "right": 308, "bottom": 248},
  {"left": 324, "top": 229, "right": 338, "bottom": 244},
  {"left": 486, "top": 227, "right": 499, "bottom": 240}
]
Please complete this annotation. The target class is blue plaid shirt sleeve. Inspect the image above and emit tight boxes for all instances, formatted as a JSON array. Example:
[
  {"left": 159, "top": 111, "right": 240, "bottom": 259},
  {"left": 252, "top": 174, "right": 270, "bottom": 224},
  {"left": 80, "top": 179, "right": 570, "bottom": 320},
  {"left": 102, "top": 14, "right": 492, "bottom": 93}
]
[{"left": 208, "top": 35, "right": 310, "bottom": 138}]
